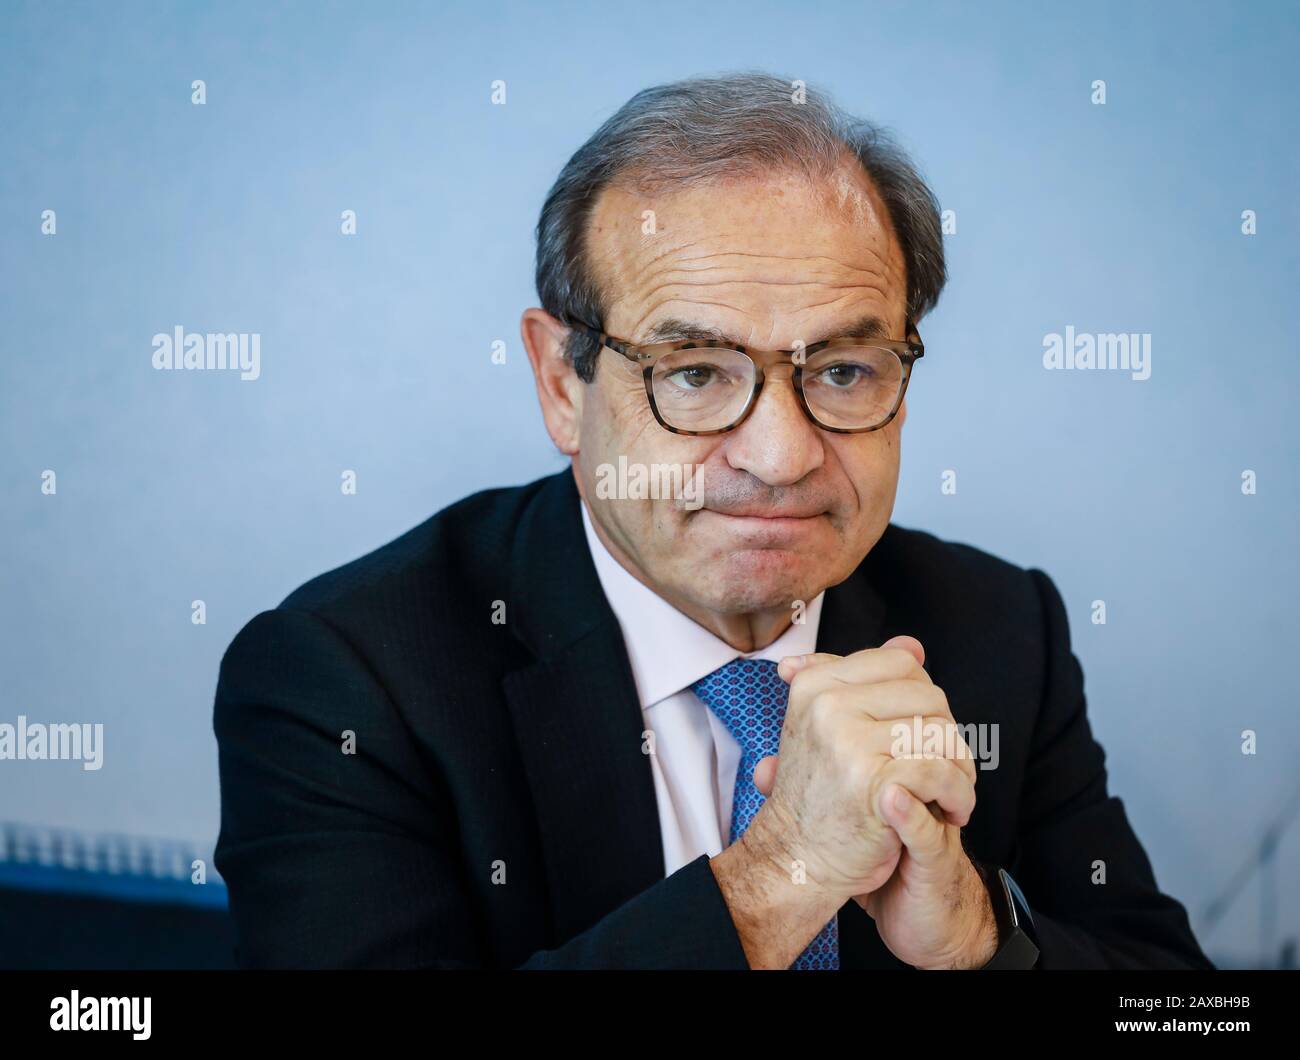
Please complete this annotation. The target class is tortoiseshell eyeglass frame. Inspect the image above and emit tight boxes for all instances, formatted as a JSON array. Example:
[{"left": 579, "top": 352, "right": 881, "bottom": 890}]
[{"left": 563, "top": 315, "right": 925, "bottom": 436}]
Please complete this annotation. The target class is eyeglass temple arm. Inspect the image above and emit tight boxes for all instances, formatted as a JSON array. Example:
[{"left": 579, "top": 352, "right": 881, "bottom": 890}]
[{"left": 563, "top": 316, "right": 638, "bottom": 360}]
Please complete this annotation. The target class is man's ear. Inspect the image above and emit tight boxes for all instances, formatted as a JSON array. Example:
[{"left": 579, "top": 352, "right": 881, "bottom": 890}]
[{"left": 521, "top": 308, "right": 585, "bottom": 455}]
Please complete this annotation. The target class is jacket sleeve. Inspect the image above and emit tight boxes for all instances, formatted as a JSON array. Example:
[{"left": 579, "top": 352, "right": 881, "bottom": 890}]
[
  {"left": 1009, "top": 570, "right": 1214, "bottom": 969},
  {"left": 213, "top": 607, "right": 749, "bottom": 969}
]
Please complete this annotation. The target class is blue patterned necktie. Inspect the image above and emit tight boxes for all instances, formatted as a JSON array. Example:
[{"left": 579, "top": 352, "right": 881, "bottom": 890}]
[{"left": 691, "top": 657, "right": 839, "bottom": 969}]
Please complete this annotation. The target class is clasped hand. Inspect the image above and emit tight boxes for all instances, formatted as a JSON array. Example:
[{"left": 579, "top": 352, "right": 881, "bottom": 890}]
[{"left": 743, "top": 636, "right": 998, "bottom": 970}]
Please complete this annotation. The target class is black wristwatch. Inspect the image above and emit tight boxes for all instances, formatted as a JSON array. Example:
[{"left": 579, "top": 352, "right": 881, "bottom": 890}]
[{"left": 973, "top": 861, "right": 1040, "bottom": 969}]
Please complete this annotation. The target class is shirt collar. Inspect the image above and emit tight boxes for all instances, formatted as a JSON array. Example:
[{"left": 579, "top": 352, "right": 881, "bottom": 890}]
[{"left": 580, "top": 498, "right": 824, "bottom": 709}]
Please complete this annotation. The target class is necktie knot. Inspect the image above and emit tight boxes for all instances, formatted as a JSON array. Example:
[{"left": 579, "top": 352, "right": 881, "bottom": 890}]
[{"left": 690, "top": 657, "right": 788, "bottom": 759}]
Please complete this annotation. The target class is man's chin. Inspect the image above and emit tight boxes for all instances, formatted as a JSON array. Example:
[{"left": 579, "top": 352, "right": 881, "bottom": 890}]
[{"left": 683, "top": 551, "right": 824, "bottom": 615}]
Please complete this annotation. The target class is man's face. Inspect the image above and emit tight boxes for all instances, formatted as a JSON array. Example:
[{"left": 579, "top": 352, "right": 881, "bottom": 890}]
[{"left": 570, "top": 161, "right": 911, "bottom": 622}]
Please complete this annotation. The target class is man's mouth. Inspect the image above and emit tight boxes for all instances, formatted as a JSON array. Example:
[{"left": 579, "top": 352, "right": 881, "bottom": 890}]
[
  {"left": 695, "top": 508, "right": 829, "bottom": 545},
  {"left": 703, "top": 505, "right": 826, "bottom": 520}
]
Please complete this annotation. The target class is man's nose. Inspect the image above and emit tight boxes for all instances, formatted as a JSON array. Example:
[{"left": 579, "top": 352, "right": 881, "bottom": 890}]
[{"left": 722, "top": 368, "right": 825, "bottom": 486}]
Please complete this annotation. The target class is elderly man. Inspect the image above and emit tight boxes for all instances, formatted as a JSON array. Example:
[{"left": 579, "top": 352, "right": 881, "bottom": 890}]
[{"left": 214, "top": 73, "right": 1210, "bottom": 970}]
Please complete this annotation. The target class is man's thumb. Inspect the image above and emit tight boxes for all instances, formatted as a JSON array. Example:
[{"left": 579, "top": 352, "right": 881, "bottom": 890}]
[{"left": 880, "top": 634, "right": 925, "bottom": 667}]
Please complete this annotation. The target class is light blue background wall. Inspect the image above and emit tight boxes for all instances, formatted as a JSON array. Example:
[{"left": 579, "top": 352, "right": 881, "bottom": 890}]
[{"left": 2, "top": 0, "right": 1296, "bottom": 964}]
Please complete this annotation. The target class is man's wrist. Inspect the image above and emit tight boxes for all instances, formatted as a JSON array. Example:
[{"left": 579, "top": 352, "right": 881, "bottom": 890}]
[
  {"left": 947, "top": 856, "right": 1000, "bottom": 970},
  {"left": 709, "top": 811, "right": 845, "bottom": 969}
]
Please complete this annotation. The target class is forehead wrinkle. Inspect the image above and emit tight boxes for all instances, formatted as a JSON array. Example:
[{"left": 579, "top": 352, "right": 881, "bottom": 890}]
[
  {"left": 626, "top": 265, "right": 897, "bottom": 313},
  {"left": 619, "top": 234, "right": 709, "bottom": 289},
  {"left": 637, "top": 247, "right": 894, "bottom": 280},
  {"left": 609, "top": 257, "right": 896, "bottom": 335},
  {"left": 595, "top": 222, "right": 905, "bottom": 328},
  {"left": 649, "top": 274, "right": 891, "bottom": 291},
  {"left": 616, "top": 268, "right": 898, "bottom": 343},
  {"left": 626, "top": 299, "right": 749, "bottom": 337},
  {"left": 800, "top": 294, "right": 868, "bottom": 312},
  {"left": 625, "top": 246, "right": 901, "bottom": 307},
  {"left": 634, "top": 274, "right": 896, "bottom": 309},
  {"left": 625, "top": 288, "right": 896, "bottom": 348},
  {"left": 598, "top": 215, "right": 906, "bottom": 339},
  {"left": 792, "top": 294, "right": 899, "bottom": 331}
]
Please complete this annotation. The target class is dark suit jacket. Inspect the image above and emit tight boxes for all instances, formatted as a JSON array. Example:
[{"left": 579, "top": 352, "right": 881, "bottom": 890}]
[{"left": 213, "top": 470, "right": 1212, "bottom": 969}]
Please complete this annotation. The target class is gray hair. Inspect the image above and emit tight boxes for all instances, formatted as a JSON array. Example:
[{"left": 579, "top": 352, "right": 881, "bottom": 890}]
[{"left": 533, "top": 71, "right": 947, "bottom": 382}]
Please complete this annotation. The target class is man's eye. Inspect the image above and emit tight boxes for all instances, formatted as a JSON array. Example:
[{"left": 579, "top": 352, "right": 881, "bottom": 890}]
[
  {"left": 665, "top": 365, "right": 719, "bottom": 389},
  {"left": 816, "top": 363, "right": 873, "bottom": 387}
]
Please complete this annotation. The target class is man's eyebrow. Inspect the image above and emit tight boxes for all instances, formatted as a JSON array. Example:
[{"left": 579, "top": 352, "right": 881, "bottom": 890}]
[
  {"left": 818, "top": 314, "right": 892, "bottom": 342},
  {"left": 640, "top": 313, "right": 892, "bottom": 346},
  {"left": 641, "top": 318, "right": 731, "bottom": 343}
]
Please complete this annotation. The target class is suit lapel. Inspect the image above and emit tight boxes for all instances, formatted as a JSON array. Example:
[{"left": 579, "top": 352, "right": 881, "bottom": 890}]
[
  {"left": 816, "top": 556, "right": 888, "bottom": 658},
  {"left": 501, "top": 472, "right": 664, "bottom": 942}
]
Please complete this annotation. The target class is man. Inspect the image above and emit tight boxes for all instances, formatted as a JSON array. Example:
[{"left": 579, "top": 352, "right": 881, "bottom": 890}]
[{"left": 214, "top": 73, "right": 1211, "bottom": 970}]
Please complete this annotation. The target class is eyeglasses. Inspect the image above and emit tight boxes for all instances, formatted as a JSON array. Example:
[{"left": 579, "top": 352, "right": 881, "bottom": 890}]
[{"left": 563, "top": 316, "right": 924, "bottom": 436}]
